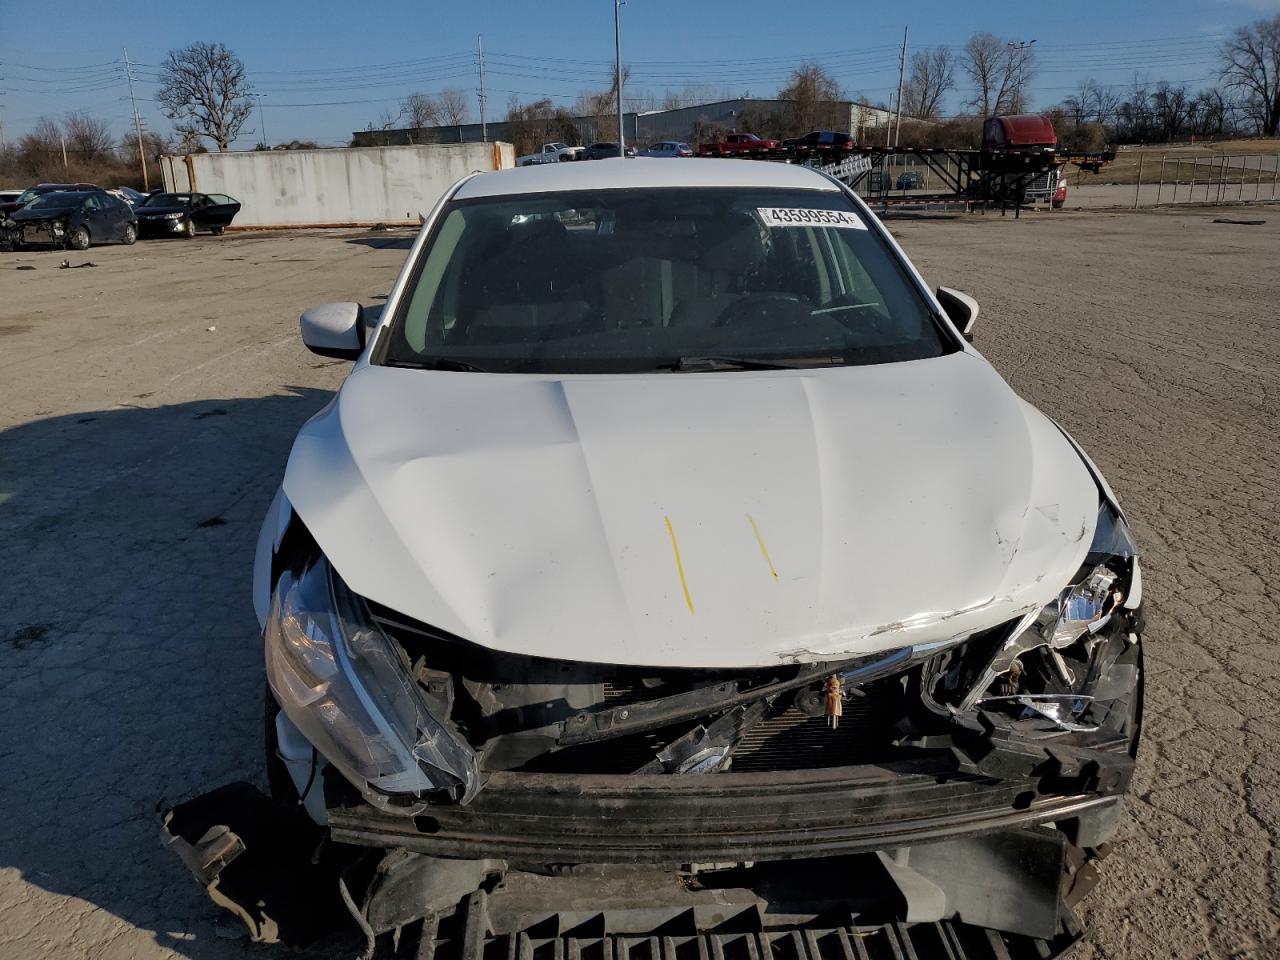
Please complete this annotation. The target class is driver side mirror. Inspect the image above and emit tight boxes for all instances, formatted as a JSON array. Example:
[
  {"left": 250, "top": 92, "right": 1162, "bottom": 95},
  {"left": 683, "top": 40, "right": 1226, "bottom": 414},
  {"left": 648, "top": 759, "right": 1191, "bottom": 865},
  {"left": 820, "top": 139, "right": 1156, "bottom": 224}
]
[
  {"left": 299, "top": 302, "right": 366, "bottom": 360},
  {"left": 936, "top": 287, "right": 979, "bottom": 342}
]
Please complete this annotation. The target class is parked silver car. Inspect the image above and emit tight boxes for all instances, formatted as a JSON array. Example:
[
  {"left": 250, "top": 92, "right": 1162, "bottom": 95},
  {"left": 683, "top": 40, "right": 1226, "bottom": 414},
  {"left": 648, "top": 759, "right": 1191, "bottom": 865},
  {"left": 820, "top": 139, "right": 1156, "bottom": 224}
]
[{"left": 640, "top": 140, "right": 693, "bottom": 157}]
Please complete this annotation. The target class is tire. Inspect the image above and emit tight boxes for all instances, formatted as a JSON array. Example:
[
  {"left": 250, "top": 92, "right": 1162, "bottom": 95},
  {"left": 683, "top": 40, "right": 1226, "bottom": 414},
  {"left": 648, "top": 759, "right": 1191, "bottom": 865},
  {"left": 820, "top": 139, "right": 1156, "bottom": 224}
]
[
  {"left": 211, "top": 226, "right": 225, "bottom": 236},
  {"left": 182, "top": 217, "right": 196, "bottom": 239},
  {"left": 69, "top": 226, "right": 91, "bottom": 251},
  {"left": 122, "top": 222, "right": 138, "bottom": 245}
]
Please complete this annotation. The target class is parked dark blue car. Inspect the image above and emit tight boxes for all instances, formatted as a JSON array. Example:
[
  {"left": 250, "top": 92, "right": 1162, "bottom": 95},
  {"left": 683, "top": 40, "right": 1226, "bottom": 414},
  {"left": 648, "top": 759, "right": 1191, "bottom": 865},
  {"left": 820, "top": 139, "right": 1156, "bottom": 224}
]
[{"left": 8, "top": 190, "right": 137, "bottom": 250}]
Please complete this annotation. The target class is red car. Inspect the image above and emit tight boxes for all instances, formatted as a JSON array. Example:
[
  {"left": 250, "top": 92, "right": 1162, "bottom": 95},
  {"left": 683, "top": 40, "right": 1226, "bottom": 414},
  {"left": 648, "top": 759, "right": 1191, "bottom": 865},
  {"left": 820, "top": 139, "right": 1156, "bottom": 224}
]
[{"left": 697, "top": 132, "right": 781, "bottom": 157}]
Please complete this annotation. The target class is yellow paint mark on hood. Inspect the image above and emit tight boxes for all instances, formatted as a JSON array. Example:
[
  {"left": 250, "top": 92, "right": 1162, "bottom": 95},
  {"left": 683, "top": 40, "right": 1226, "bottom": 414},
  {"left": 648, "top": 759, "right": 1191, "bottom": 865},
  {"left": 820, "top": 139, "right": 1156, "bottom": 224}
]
[
  {"left": 664, "top": 515, "right": 695, "bottom": 614},
  {"left": 748, "top": 514, "right": 780, "bottom": 582}
]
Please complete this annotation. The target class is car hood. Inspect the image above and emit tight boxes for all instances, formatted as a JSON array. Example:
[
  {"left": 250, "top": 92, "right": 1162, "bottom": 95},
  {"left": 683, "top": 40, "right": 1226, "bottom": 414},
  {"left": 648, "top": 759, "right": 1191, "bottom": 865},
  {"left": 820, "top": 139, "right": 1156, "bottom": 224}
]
[
  {"left": 11, "top": 207, "right": 76, "bottom": 222},
  {"left": 282, "top": 352, "right": 1099, "bottom": 668}
]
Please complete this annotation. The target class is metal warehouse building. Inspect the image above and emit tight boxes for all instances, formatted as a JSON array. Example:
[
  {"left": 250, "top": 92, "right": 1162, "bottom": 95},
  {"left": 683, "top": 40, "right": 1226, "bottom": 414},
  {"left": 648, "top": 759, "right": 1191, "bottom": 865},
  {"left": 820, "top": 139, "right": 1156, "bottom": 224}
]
[{"left": 352, "top": 97, "right": 898, "bottom": 149}]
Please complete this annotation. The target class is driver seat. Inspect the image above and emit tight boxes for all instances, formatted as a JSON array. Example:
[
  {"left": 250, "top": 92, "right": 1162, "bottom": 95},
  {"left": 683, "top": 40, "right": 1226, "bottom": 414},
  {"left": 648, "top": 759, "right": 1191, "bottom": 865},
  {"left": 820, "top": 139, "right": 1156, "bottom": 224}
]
[{"left": 667, "top": 214, "right": 767, "bottom": 331}]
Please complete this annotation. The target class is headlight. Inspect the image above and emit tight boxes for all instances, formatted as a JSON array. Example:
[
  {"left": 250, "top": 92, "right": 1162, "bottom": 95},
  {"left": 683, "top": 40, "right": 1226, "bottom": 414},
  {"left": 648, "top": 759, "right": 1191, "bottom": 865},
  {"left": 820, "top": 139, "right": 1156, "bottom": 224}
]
[
  {"left": 265, "top": 556, "right": 480, "bottom": 807},
  {"left": 943, "top": 501, "right": 1139, "bottom": 718}
]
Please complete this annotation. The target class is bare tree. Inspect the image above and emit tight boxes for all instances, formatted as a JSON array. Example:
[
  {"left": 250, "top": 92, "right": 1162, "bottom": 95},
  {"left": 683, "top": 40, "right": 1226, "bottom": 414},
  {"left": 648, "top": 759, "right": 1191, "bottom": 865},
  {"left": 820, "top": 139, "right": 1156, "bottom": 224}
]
[
  {"left": 777, "top": 63, "right": 845, "bottom": 137},
  {"left": 157, "top": 42, "right": 254, "bottom": 151},
  {"left": 903, "top": 48, "right": 954, "bottom": 121},
  {"left": 1064, "top": 78, "right": 1113, "bottom": 126},
  {"left": 962, "top": 33, "right": 1036, "bottom": 117},
  {"left": 1151, "top": 82, "right": 1191, "bottom": 140},
  {"left": 1188, "top": 88, "right": 1228, "bottom": 138},
  {"left": 438, "top": 88, "right": 470, "bottom": 127},
  {"left": 64, "top": 111, "right": 114, "bottom": 161},
  {"left": 17, "top": 117, "right": 64, "bottom": 170},
  {"left": 403, "top": 93, "right": 440, "bottom": 130},
  {"left": 1061, "top": 94, "right": 1088, "bottom": 127},
  {"left": 1083, "top": 80, "right": 1120, "bottom": 125},
  {"left": 1219, "top": 14, "right": 1280, "bottom": 135},
  {"left": 574, "top": 67, "right": 632, "bottom": 141},
  {"left": 505, "top": 97, "right": 579, "bottom": 155},
  {"left": 117, "top": 129, "right": 172, "bottom": 166}
]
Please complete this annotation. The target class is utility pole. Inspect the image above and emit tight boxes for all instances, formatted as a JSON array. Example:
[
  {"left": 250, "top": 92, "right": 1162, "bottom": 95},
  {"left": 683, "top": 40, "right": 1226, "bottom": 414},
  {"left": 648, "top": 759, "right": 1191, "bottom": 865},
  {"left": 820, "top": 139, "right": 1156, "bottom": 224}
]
[
  {"left": 1007, "top": 40, "right": 1036, "bottom": 113},
  {"left": 255, "top": 94, "right": 270, "bottom": 149},
  {"left": 477, "top": 35, "right": 488, "bottom": 143},
  {"left": 614, "top": 0, "right": 625, "bottom": 157},
  {"left": 891, "top": 26, "right": 908, "bottom": 147},
  {"left": 124, "top": 47, "right": 150, "bottom": 190}
]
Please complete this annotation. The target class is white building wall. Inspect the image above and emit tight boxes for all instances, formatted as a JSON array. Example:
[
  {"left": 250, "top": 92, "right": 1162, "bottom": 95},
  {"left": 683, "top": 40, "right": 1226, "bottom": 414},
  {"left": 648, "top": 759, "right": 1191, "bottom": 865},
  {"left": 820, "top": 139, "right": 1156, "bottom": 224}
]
[{"left": 158, "top": 142, "right": 514, "bottom": 227}]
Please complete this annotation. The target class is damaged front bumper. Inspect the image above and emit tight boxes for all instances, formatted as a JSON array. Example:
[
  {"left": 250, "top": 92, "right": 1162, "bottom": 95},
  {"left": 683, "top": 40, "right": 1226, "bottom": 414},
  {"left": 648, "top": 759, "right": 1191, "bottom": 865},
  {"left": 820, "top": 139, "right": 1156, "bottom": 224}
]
[
  {"left": 166, "top": 504, "right": 1145, "bottom": 954},
  {"left": 324, "top": 749, "right": 1132, "bottom": 866}
]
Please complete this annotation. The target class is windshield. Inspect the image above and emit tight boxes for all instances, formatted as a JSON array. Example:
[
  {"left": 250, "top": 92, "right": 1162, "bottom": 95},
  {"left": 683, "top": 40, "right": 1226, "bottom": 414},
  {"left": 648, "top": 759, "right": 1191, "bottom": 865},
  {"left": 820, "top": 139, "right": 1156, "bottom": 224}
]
[
  {"left": 383, "top": 187, "right": 954, "bottom": 374},
  {"left": 28, "top": 193, "right": 87, "bottom": 210},
  {"left": 143, "top": 193, "right": 192, "bottom": 207}
]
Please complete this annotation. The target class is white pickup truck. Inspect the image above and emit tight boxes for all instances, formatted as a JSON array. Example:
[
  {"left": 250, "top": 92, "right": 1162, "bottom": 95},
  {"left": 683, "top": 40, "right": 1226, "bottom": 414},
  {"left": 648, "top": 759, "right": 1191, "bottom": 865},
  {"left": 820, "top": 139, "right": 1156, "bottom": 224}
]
[{"left": 516, "top": 142, "right": 583, "bottom": 166}]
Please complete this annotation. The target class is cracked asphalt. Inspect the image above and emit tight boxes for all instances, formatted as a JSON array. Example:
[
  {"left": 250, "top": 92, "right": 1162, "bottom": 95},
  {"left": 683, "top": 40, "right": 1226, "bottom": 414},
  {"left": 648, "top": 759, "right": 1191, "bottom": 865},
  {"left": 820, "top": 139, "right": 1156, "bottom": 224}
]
[{"left": 1, "top": 208, "right": 1277, "bottom": 959}]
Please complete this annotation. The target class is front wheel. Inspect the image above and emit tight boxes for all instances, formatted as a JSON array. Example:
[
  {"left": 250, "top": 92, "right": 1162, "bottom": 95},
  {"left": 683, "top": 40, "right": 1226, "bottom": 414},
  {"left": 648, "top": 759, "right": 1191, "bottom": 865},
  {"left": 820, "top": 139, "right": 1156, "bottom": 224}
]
[
  {"left": 122, "top": 222, "right": 138, "bottom": 245},
  {"left": 69, "top": 226, "right": 91, "bottom": 251},
  {"left": 182, "top": 217, "right": 196, "bottom": 239}
]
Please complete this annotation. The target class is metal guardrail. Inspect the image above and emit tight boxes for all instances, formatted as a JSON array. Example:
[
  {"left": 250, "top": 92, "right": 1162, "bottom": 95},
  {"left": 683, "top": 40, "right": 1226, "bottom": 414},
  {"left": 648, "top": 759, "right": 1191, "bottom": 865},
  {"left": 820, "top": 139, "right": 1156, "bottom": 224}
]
[{"left": 1131, "top": 152, "right": 1280, "bottom": 208}]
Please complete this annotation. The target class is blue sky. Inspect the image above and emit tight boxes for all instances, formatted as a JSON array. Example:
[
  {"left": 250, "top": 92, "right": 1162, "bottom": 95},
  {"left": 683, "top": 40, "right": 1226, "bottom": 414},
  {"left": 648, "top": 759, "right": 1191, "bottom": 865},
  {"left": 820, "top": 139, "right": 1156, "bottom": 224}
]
[{"left": 3, "top": 0, "right": 1274, "bottom": 149}]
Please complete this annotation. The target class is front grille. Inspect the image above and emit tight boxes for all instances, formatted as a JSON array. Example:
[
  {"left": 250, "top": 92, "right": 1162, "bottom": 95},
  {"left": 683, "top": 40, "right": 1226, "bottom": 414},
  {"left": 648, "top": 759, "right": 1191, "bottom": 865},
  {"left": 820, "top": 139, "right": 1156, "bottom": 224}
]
[{"left": 730, "top": 697, "right": 893, "bottom": 772}]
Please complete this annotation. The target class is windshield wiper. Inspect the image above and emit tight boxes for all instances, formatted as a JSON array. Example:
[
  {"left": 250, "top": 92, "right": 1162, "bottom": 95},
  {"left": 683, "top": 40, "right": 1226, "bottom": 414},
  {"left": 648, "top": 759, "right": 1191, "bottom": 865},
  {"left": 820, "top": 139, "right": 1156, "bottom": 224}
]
[
  {"left": 385, "top": 357, "right": 489, "bottom": 373},
  {"left": 667, "top": 355, "right": 840, "bottom": 371}
]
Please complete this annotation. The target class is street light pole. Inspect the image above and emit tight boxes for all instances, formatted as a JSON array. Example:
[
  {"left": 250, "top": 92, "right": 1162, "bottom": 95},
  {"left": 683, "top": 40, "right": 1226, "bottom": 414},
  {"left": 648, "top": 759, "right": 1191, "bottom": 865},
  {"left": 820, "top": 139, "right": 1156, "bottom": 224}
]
[
  {"left": 256, "top": 94, "right": 270, "bottom": 150},
  {"left": 893, "top": 26, "right": 908, "bottom": 147},
  {"left": 614, "top": 0, "right": 625, "bottom": 157},
  {"left": 1006, "top": 40, "right": 1036, "bottom": 113},
  {"left": 477, "top": 34, "right": 488, "bottom": 143},
  {"left": 124, "top": 47, "right": 150, "bottom": 190}
]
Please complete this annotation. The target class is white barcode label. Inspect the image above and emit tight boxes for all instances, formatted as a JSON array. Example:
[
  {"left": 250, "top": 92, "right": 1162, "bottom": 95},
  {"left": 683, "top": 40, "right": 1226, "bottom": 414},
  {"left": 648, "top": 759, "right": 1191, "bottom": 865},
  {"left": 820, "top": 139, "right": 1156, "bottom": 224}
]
[{"left": 757, "top": 207, "right": 867, "bottom": 229}]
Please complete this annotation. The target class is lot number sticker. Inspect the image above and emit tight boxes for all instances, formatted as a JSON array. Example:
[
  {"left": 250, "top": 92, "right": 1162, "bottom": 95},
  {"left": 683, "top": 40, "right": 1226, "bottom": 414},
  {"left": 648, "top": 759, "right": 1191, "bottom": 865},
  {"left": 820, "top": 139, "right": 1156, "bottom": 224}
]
[{"left": 758, "top": 207, "right": 867, "bottom": 229}]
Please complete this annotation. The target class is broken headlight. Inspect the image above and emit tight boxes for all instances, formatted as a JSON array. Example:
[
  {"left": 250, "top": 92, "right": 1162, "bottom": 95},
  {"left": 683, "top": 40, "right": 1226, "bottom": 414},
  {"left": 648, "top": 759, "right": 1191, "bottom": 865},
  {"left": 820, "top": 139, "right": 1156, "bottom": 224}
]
[
  {"left": 264, "top": 555, "right": 480, "bottom": 807},
  {"left": 928, "top": 501, "right": 1140, "bottom": 730}
]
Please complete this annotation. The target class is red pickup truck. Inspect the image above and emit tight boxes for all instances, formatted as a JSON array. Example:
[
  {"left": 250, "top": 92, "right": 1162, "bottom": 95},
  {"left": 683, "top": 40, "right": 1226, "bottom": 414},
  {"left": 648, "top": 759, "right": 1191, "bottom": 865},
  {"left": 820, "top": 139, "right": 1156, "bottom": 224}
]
[{"left": 697, "top": 132, "right": 781, "bottom": 157}]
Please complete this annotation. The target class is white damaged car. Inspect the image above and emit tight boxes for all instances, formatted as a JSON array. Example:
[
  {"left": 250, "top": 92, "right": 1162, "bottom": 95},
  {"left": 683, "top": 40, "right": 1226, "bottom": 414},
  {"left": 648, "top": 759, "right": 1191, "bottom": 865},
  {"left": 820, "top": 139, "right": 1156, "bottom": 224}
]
[{"left": 167, "top": 159, "right": 1144, "bottom": 955}]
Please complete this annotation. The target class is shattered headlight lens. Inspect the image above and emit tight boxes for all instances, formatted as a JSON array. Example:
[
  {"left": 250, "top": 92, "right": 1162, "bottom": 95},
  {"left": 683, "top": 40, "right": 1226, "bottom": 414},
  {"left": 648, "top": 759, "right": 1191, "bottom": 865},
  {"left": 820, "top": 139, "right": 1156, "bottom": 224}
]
[
  {"left": 944, "top": 501, "right": 1140, "bottom": 722},
  {"left": 265, "top": 556, "right": 480, "bottom": 806}
]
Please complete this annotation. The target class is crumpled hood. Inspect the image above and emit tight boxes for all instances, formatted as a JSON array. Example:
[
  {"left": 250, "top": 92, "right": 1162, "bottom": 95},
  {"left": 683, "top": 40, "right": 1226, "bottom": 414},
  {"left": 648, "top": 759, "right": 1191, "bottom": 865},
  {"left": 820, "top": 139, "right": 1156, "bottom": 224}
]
[
  {"left": 283, "top": 353, "right": 1099, "bottom": 668},
  {"left": 11, "top": 207, "right": 76, "bottom": 223}
]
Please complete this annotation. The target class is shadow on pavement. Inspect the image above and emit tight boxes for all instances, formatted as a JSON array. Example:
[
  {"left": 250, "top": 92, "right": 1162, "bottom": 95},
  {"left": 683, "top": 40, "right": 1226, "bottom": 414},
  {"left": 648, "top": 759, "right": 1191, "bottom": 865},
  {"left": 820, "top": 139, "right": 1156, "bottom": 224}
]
[
  {"left": 345, "top": 235, "right": 415, "bottom": 250},
  {"left": 0, "top": 388, "right": 360, "bottom": 959}
]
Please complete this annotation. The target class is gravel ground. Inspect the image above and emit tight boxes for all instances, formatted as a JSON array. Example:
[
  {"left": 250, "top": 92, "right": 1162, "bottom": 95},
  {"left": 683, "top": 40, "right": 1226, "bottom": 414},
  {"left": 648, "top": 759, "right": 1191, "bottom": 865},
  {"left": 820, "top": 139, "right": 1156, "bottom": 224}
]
[{"left": 1, "top": 209, "right": 1277, "bottom": 959}]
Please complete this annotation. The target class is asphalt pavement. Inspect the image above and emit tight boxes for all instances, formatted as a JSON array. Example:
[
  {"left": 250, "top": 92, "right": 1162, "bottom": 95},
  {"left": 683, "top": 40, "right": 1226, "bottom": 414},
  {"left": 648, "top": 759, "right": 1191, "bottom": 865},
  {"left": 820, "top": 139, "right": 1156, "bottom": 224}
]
[{"left": 1, "top": 210, "right": 1277, "bottom": 958}]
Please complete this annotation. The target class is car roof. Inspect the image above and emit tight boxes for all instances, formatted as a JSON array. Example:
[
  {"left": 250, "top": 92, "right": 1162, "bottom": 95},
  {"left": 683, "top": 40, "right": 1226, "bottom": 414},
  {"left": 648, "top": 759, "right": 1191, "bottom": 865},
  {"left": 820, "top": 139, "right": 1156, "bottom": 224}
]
[{"left": 456, "top": 157, "right": 838, "bottom": 199}]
